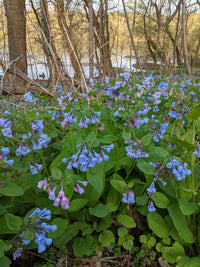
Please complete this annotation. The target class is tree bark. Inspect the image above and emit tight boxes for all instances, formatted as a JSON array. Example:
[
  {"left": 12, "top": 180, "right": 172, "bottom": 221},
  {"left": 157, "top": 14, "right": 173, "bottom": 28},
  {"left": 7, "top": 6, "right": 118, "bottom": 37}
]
[
  {"left": 89, "top": 0, "right": 94, "bottom": 78},
  {"left": 5, "top": 0, "right": 27, "bottom": 89},
  {"left": 122, "top": 0, "right": 145, "bottom": 79},
  {"left": 182, "top": 0, "right": 191, "bottom": 77}
]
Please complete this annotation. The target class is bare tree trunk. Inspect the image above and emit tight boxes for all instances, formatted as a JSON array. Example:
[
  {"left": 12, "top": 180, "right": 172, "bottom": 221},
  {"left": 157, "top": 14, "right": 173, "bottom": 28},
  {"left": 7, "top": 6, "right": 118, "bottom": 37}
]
[
  {"left": 57, "top": 0, "right": 85, "bottom": 83},
  {"left": 89, "top": 0, "right": 94, "bottom": 78},
  {"left": 4, "top": 0, "right": 27, "bottom": 90},
  {"left": 182, "top": 0, "right": 191, "bottom": 77},
  {"left": 122, "top": 0, "right": 145, "bottom": 79}
]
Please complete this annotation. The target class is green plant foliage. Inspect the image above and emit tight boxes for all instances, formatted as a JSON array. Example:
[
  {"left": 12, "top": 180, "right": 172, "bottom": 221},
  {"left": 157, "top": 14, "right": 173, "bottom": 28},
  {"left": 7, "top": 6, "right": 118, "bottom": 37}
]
[{"left": 1, "top": 75, "right": 200, "bottom": 265}]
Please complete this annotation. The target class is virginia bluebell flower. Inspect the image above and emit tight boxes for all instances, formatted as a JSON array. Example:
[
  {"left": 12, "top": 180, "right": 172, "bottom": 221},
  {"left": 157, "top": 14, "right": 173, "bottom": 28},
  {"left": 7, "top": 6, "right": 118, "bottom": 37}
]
[
  {"left": 148, "top": 200, "right": 156, "bottom": 212},
  {"left": 166, "top": 158, "right": 191, "bottom": 180}
]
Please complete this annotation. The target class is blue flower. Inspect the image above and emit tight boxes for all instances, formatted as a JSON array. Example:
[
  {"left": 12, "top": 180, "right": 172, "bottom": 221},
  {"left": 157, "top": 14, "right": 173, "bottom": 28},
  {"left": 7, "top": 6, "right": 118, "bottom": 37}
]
[
  {"left": 147, "top": 181, "right": 156, "bottom": 194},
  {"left": 148, "top": 200, "right": 156, "bottom": 212}
]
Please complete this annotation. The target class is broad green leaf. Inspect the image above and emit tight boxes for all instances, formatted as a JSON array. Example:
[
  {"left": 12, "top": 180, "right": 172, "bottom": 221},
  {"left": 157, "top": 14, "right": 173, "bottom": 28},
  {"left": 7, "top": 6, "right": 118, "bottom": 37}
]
[
  {"left": 13, "top": 161, "right": 29, "bottom": 171},
  {"left": 152, "top": 192, "right": 170, "bottom": 209},
  {"left": 136, "top": 194, "right": 148, "bottom": 206},
  {"left": 68, "top": 198, "right": 88, "bottom": 212},
  {"left": 179, "top": 199, "right": 198, "bottom": 215},
  {"left": 99, "top": 230, "right": 115, "bottom": 247},
  {"left": 90, "top": 204, "right": 109, "bottom": 218},
  {"left": 48, "top": 218, "right": 68, "bottom": 238},
  {"left": 0, "top": 256, "right": 11, "bottom": 267},
  {"left": 53, "top": 223, "right": 79, "bottom": 247},
  {"left": 161, "top": 242, "right": 185, "bottom": 264},
  {"left": 0, "top": 183, "right": 23, "bottom": 196},
  {"left": 177, "top": 256, "right": 200, "bottom": 267},
  {"left": 0, "top": 240, "right": 12, "bottom": 258},
  {"left": 141, "top": 133, "right": 153, "bottom": 146},
  {"left": 169, "top": 138, "right": 196, "bottom": 151},
  {"left": 50, "top": 150, "right": 68, "bottom": 172},
  {"left": 122, "top": 132, "right": 131, "bottom": 141},
  {"left": 86, "top": 131, "right": 99, "bottom": 146},
  {"left": 5, "top": 213, "right": 22, "bottom": 231},
  {"left": 147, "top": 213, "right": 169, "bottom": 238},
  {"left": 110, "top": 174, "right": 126, "bottom": 193},
  {"left": 52, "top": 167, "right": 62, "bottom": 180},
  {"left": 137, "top": 159, "right": 155, "bottom": 175},
  {"left": 116, "top": 214, "right": 136, "bottom": 228},
  {"left": 168, "top": 204, "right": 195, "bottom": 243},
  {"left": 118, "top": 227, "right": 128, "bottom": 237},
  {"left": 188, "top": 107, "right": 200, "bottom": 121},
  {"left": 24, "top": 231, "right": 35, "bottom": 241},
  {"left": 87, "top": 165, "right": 105, "bottom": 193},
  {"left": 72, "top": 236, "right": 95, "bottom": 258}
]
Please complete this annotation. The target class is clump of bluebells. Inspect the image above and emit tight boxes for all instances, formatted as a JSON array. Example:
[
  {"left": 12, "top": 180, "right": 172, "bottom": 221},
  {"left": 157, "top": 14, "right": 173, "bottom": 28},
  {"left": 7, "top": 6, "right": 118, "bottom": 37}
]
[
  {"left": 166, "top": 158, "right": 191, "bottom": 180},
  {"left": 13, "top": 208, "right": 57, "bottom": 260},
  {"left": 62, "top": 143, "right": 114, "bottom": 172},
  {"left": 125, "top": 140, "right": 149, "bottom": 159},
  {"left": 122, "top": 189, "right": 135, "bottom": 209}
]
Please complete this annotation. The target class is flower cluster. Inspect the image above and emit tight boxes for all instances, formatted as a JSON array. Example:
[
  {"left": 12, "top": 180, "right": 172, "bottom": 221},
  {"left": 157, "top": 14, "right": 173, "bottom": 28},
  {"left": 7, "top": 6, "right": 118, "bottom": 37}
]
[
  {"left": 122, "top": 189, "right": 135, "bottom": 209},
  {"left": 24, "top": 91, "right": 38, "bottom": 103},
  {"left": 125, "top": 140, "right": 149, "bottom": 159},
  {"left": 166, "top": 158, "right": 191, "bottom": 180},
  {"left": 0, "top": 147, "right": 13, "bottom": 166},
  {"left": 0, "top": 117, "right": 13, "bottom": 138},
  {"left": 62, "top": 143, "right": 114, "bottom": 172},
  {"left": 29, "top": 208, "right": 57, "bottom": 253},
  {"left": 30, "top": 163, "right": 43, "bottom": 174},
  {"left": 13, "top": 208, "right": 57, "bottom": 260},
  {"left": 168, "top": 102, "right": 188, "bottom": 120}
]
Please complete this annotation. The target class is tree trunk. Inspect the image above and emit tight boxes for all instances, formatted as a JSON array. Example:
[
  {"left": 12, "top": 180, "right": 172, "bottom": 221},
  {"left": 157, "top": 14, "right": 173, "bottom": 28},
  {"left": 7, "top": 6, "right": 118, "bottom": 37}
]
[
  {"left": 182, "top": 0, "right": 191, "bottom": 77},
  {"left": 122, "top": 0, "right": 145, "bottom": 79},
  {"left": 57, "top": 0, "right": 84, "bottom": 82},
  {"left": 88, "top": 0, "right": 94, "bottom": 78},
  {"left": 5, "top": 0, "right": 27, "bottom": 89}
]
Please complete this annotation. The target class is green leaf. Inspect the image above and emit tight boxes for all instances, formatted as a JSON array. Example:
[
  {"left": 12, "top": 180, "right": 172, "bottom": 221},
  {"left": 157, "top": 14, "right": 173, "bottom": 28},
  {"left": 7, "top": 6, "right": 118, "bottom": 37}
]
[
  {"left": 188, "top": 107, "right": 200, "bottom": 121},
  {"left": 137, "top": 159, "right": 155, "bottom": 175},
  {"left": 141, "top": 133, "right": 153, "bottom": 146},
  {"left": 147, "top": 213, "right": 169, "bottom": 238},
  {"left": 149, "top": 146, "right": 169, "bottom": 161},
  {"left": 168, "top": 204, "right": 195, "bottom": 243},
  {"left": 122, "top": 132, "right": 131, "bottom": 141},
  {"left": 68, "top": 198, "right": 88, "bottom": 212},
  {"left": 99, "top": 230, "right": 115, "bottom": 247},
  {"left": 102, "top": 135, "right": 117, "bottom": 142},
  {"left": 136, "top": 194, "right": 148, "bottom": 206},
  {"left": 13, "top": 161, "right": 29, "bottom": 171},
  {"left": 24, "top": 231, "right": 35, "bottom": 241},
  {"left": 0, "top": 183, "right": 24, "bottom": 196},
  {"left": 169, "top": 137, "right": 197, "bottom": 151},
  {"left": 50, "top": 150, "right": 68, "bottom": 172},
  {"left": 118, "top": 227, "right": 128, "bottom": 237},
  {"left": 5, "top": 213, "right": 22, "bottom": 231},
  {"left": 116, "top": 214, "right": 136, "bottom": 228},
  {"left": 0, "top": 256, "right": 11, "bottom": 267},
  {"left": 152, "top": 192, "right": 170, "bottom": 209},
  {"left": 86, "top": 131, "right": 99, "bottom": 146},
  {"left": 161, "top": 242, "right": 185, "bottom": 264},
  {"left": 90, "top": 204, "right": 110, "bottom": 218},
  {"left": 52, "top": 167, "right": 62, "bottom": 180},
  {"left": 0, "top": 240, "right": 12, "bottom": 258},
  {"left": 179, "top": 199, "right": 198, "bottom": 215},
  {"left": 110, "top": 174, "right": 126, "bottom": 194},
  {"left": 72, "top": 236, "right": 96, "bottom": 258},
  {"left": 177, "top": 256, "right": 200, "bottom": 267},
  {"left": 48, "top": 218, "right": 68, "bottom": 238},
  {"left": 87, "top": 165, "right": 105, "bottom": 193}
]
